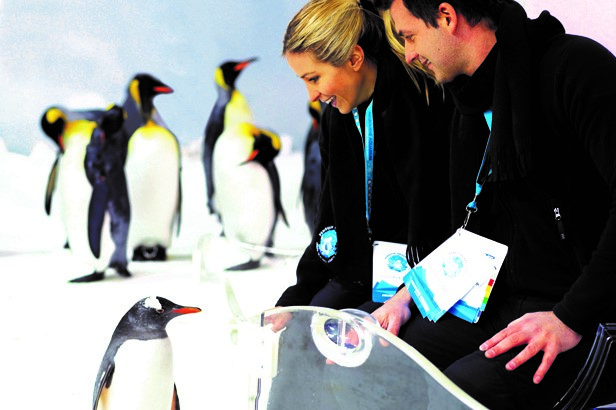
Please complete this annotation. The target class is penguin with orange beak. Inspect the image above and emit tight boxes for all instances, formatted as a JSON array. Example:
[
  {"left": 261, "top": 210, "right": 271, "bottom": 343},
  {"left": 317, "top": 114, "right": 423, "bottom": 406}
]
[
  {"left": 121, "top": 73, "right": 182, "bottom": 262},
  {"left": 203, "top": 58, "right": 257, "bottom": 218},
  {"left": 92, "top": 296, "right": 201, "bottom": 410}
]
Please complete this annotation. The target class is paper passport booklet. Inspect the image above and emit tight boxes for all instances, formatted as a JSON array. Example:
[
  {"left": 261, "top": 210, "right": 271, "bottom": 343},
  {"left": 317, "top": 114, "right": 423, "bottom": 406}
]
[{"left": 403, "top": 229, "right": 508, "bottom": 323}]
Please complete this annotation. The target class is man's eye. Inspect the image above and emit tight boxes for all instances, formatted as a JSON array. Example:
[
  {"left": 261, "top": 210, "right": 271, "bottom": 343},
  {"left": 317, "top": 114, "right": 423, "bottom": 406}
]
[{"left": 308, "top": 76, "right": 319, "bottom": 83}]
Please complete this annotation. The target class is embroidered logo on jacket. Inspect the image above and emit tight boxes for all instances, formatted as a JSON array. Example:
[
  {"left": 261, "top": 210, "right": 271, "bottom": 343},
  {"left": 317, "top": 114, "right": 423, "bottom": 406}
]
[{"left": 316, "top": 226, "right": 338, "bottom": 263}]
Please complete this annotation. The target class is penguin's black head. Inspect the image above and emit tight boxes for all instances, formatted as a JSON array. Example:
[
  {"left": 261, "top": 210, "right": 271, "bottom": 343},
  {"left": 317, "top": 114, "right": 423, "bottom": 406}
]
[
  {"left": 128, "top": 73, "right": 174, "bottom": 119},
  {"left": 125, "top": 296, "right": 201, "bottom": 336},
  {"left": 98, "top": 105, "right": 125, "bottom": 143},
  {"left": 217, "top": 57, "right": 258, "bottom": 90},
  {"left": 241, "top": 124, "right": 281, "bottom": 166},
  {"left": 40, "top": 107, "right": 67, "bottom": 150}
]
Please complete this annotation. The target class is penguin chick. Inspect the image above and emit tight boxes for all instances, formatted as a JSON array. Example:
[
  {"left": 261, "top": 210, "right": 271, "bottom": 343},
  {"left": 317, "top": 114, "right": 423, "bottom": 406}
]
[
  {"left": 203, "top": 57, "right": 257, "bottom": 216},
  {"left": 93, "top": 296, "right": 201, "bottom": 410}
]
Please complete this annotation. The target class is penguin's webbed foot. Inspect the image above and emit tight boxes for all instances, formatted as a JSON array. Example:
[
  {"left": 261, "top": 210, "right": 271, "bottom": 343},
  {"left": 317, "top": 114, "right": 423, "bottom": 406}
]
[
  {"left": 132, "top": 245, "right": 167, "bottom": 262},
  {"left": 109, "top": 262, "right": 132, "bottom": 278},
  {"left": 225, "top": 259, "right": 261, "bottom": 271},
  {"left": 69, "top": 271, "right": 105, "bottom": 283}
]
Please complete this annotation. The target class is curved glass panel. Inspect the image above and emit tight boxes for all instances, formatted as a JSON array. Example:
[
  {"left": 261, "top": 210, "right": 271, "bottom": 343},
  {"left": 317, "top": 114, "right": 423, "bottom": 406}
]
[{"left": 239, "top": 306, "right": 487, "bottom": 410}]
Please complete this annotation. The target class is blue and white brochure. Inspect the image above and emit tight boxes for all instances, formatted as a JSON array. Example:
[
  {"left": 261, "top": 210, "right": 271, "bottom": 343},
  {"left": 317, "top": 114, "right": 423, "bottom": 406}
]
[
  {"left": 403, "top": 229, "right": 508, "bottom": 322},
  {"left": 372, "top": 241, "right": 411, "bottom": 302}
]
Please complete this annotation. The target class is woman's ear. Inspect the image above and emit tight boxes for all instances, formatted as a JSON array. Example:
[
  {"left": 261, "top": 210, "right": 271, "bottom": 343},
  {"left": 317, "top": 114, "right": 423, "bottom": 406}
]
[{"left": 349, "top": 44, "right": 365, "bottom": 71}]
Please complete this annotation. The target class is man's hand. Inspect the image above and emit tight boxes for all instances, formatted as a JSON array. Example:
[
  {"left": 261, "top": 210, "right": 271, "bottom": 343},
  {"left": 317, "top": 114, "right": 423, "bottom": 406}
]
[
  {"left": 479, "top": 311, "right": 582, "bottom": 384},
  {"left": 371, "top": 286, "right": 412, "bottom": 336}
]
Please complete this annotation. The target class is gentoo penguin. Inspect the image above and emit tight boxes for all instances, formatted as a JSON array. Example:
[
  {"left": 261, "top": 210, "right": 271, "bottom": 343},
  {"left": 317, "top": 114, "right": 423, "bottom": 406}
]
[
  {"left": 203, "top": 57, "right": 257, "bottom": 218},
  {"left": 41, "top": 106, "right": 123, "bottom": 280},
  {"left": 70, "top": 105, "right": 131, "bottom": 283},
  {"left": 121, "top": 73, "right": 181, "bottom": 262},
  {"left": 301, "top": 100, "right": 323, "bottom": 237},
  {"left": 92, "top": 296, "right": 201, "bottom": 410},
  {"left": 213, "top": 121, "right": 288, "bottom": 270}
]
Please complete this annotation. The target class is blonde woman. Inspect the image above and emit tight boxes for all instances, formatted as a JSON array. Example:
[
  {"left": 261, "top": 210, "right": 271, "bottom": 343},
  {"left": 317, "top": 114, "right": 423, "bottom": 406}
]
[{"left": 276, "top": 0, "right": 453, "bottom": 312}]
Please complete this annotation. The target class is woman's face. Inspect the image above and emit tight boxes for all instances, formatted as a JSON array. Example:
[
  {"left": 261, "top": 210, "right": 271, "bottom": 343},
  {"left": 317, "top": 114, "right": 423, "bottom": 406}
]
[{"left": 285, "top": 49, "right": 368, "bottom": 115}]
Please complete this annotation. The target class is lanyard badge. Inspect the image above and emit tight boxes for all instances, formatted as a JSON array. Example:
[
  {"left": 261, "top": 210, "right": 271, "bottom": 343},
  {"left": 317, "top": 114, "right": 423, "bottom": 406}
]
[
  {"left": 352, "top": 100, "right": 375, "bottom": 238},
  {"left": 462, "top": 110, "right": 493, "bottom": 229}
]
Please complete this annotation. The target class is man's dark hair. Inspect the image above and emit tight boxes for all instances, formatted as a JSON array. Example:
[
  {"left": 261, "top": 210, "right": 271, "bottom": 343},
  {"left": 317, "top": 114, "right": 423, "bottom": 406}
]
[{"left": 373, "top": 0, "right": 508, "bottom": 30}]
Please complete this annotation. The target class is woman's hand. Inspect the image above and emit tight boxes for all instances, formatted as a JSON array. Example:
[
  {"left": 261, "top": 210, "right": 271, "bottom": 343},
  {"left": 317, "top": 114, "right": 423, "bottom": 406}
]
[{"left": 371, "top": 286, "right": 412, "bottom": 336}]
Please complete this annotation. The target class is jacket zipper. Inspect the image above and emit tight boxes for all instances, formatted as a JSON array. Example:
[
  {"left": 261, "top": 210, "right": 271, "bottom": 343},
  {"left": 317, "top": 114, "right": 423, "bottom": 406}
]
[
  {"left": 552, "top": 203, "right": 583, "bottom": 272},
  {"left": 553, "top": 207, "right": 566, "bottom": 240}
]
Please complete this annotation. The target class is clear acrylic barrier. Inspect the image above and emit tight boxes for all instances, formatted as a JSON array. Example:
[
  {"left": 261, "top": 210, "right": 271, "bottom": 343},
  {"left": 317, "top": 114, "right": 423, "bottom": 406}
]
[
  {"left": 192, "top": 233, "right": 486, "bottom": 409},
  {"left": 239, "top": 306, "right": 488, "bottom": 410}
]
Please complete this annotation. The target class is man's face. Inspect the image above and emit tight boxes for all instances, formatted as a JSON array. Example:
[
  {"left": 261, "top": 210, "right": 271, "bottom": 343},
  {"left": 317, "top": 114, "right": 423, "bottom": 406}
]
[{"left": 390, "top": 0, "right": 461, "bottom": 83}]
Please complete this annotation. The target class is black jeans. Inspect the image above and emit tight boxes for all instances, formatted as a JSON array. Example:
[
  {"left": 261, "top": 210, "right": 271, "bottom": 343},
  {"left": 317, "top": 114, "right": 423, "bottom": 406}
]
[
  {"left": 398, "top": 296, "right": 593, "bottom": 409},
  {"left": 309, "top": 277, "right": 382, "bottom": 313}
]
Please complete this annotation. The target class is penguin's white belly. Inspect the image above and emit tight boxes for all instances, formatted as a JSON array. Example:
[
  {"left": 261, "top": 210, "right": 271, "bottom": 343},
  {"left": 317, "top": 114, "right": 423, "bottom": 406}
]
[
  {"left": 213, "top": 133, "right": 275, "bottom": 255},
  {"left": 103, "top": 339, "right": 174, "bottom": 410},
  {"left": 58, "top": 143, "right": 112, "bottom": 270},
  {"left": 125, "top": 126, "right": 180, "bottom": 249}
]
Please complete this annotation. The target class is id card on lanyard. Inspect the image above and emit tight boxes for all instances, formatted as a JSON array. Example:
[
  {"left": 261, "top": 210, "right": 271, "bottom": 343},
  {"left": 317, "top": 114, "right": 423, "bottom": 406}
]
[
  {"left": 352, "top": 100, "right": 375, "bottom": 240},
  {"left": 402, "top": 110, "right": 509, "bottom": 323}
]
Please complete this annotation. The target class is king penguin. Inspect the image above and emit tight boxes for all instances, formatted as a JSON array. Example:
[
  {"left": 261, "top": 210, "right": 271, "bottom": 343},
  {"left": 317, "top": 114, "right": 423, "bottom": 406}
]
[
  {"left": 121, "top": 73, "right": 182, "bottom": 262},
  {"left": 92, "top": 296, "right": 201, "bottom": 410},
  {"left": 70, "top": 105, "right": 132, "bottom": 283},
  {"left": 213, "top": 121, "right": 288, "bottom": 270},
  {"left": 41, "top": 106, "right": 104, "bottom": 219},
  {"left": 300, "top": 100, "right": 323, "bottom": 237},
  {"left": 203, "top": 57, "right": 257, "bottom": 218},
  {"left": 40, "top": 106, "right": 124, "bottom": 281}
]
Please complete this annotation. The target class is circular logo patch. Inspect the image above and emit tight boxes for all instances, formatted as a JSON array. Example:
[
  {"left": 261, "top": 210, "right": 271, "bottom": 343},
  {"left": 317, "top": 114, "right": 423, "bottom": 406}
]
[
  {"left": 386, "top": 253, "right": 409, "bottom": 272},
  {"left": 316, "top": 226, "right": 338, "bottom": 263},
  {"left": 442, "top": 252, "right": 465, "bottom": 278}
]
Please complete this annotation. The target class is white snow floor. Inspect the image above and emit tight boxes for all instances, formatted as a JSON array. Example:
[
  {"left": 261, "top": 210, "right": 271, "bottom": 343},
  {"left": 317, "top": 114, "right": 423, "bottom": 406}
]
[{"left": 0, "top": 140, "right": 309, "bottom": 409}]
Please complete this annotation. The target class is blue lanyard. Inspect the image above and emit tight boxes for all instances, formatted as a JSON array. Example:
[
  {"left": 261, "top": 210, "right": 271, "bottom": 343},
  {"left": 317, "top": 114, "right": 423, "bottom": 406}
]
[
  {"left": 352, "top": 100, "right": 374, "bottom": 236},
  {"left": 462, "top": 110, "right": 493, "bottom": 229}
]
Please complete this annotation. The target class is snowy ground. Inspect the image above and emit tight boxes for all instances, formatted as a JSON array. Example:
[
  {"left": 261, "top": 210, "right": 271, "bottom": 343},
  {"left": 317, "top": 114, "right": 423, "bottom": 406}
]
[{"left": 0, "top": 139, "right": 309, "bottom": 409}]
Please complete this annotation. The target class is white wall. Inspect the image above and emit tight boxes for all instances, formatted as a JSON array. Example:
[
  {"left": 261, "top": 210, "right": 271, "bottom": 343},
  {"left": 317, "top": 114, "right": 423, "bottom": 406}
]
[{"left": 519, "top": 0, "right": 615, "bottom": 54}]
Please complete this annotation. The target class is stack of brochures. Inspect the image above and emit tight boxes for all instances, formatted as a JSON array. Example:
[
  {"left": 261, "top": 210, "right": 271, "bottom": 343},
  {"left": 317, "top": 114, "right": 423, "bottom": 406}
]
[{"left": 403, "top": 229, "right": 508, "bottom": 323}]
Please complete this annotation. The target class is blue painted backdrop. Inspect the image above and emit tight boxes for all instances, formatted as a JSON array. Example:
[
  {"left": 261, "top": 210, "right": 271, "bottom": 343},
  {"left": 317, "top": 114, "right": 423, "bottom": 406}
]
[{"left": 0, "top": 0, "right": 308, "bottom": 155}]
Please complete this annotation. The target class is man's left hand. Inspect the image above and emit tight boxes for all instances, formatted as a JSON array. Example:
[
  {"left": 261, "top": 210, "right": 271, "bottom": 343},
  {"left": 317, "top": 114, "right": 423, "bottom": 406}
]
[{"left": 479, "top": 311, "right": 582, "bottom": 384}]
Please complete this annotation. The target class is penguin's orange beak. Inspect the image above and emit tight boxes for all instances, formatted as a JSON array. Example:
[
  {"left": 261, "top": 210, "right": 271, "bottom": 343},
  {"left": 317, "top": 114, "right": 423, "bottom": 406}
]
[
  {"left": 154, "top": 86, "right": 174, "bottom": 94},
  {"left": 172, "top": 307, "right": 202, "bottom": 315}
]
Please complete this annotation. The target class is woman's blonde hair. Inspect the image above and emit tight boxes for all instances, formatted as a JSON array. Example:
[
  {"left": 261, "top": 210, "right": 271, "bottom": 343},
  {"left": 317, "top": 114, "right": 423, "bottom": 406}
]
[
  {"left": 283, "top": 0, "right": 436, "bottom": 99},
  {"left": 382, "top": 9, "right": 442, "bottom": 102}
]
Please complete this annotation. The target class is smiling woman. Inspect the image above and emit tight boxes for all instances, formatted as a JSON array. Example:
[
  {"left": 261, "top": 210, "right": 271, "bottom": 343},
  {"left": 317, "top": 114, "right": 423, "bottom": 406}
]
[{"left": 276, "top": 0, "right": 454, "bottom": 319}]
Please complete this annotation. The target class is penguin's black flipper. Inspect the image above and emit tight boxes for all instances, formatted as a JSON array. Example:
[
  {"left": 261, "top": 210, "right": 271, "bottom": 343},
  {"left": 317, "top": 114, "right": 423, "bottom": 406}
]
[
  {"left": 174, "top": 141, "right": 183, "bottom": 237},
  {"left": 44, "top": 153, "right": 61, "bottom": 215},
  {"left": 87, "top": 183, "right": 109, "bottom": 259},
  {"left": 266, "top": 162, "right": 289, "bottom": 228},
  {"left": 173, "top": 383, "right": 180, "bottom": 410},
  {"left": 92, "top": 357, "right": 115, "bottom": 409}
]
